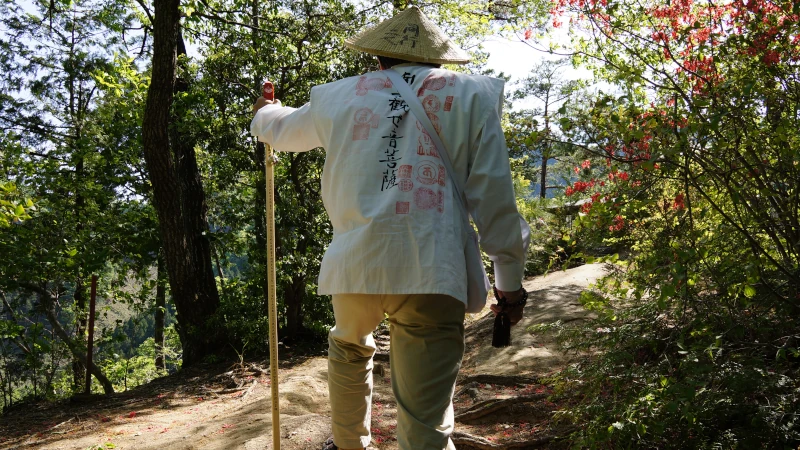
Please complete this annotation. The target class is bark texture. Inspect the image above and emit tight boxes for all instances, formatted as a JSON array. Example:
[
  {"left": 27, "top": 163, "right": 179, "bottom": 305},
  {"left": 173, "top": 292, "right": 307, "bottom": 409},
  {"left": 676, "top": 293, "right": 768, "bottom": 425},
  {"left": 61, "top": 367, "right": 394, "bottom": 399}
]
[{"left": 141, "top": 0, "right": 222, "bottom": 367}]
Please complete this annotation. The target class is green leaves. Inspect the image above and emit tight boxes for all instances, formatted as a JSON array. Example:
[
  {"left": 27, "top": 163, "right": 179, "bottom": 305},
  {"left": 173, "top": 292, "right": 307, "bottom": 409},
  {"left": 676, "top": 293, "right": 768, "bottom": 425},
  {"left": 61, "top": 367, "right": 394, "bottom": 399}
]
[
  {"left": 536, "top": 1, "right": 800, "bottom": 446},
  {"left": 0, "top": 182, "right": 35, "bottom": 228},
  {"left": 0, "top": 319, "right": 25, "bottom": 339}
]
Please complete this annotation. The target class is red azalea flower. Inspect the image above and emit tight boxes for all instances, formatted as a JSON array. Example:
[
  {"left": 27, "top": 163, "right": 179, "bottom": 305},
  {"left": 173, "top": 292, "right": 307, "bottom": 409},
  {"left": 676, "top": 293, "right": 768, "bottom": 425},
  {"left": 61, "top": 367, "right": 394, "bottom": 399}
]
[{"left": 673, "top": 193, "right": 686, "bottom": 210}]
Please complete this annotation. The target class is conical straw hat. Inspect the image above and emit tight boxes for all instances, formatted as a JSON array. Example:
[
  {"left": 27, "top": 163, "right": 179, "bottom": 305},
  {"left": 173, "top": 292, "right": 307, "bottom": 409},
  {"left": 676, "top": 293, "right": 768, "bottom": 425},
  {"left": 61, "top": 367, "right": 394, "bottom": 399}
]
[{"left": 344, "top": 6, "right": 471, "bottom": 65}]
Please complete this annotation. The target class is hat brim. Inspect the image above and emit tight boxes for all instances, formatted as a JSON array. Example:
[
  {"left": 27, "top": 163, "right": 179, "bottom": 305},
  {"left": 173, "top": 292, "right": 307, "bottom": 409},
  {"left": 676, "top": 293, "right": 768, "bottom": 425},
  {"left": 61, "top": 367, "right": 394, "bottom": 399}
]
[
  {"left": 344, "top": 39, "right": 471, "bottom": 65},
  {"left": 343, "top": 6, "right": 472, "bottom": 65}
]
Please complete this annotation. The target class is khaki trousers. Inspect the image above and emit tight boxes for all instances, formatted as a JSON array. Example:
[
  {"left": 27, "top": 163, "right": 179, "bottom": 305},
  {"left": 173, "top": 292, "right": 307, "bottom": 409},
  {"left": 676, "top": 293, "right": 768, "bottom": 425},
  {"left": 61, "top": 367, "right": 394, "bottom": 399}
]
[{"left": 328, "top": 293, "right": 466, "bottom": 450}]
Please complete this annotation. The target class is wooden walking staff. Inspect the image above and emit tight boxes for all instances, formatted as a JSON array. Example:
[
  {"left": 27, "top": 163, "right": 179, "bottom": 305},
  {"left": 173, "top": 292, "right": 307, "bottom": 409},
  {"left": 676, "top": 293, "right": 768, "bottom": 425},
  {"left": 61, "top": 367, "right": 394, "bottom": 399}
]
[{"left": 263, "top": 80, "right": 281, "bottom": 450}]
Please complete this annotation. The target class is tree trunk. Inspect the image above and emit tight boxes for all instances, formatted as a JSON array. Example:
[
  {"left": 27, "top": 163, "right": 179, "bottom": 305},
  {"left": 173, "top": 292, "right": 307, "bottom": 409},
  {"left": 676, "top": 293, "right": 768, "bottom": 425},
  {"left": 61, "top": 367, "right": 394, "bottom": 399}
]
[
  {"left": 44, "top": 302, "right": 114, "bottom": 395},
  {"left": 141, "top": 0, "right": 222, "bottom": 367},
  {"left": 71, "top": 277, "right": 86, "bottom": 390},
  {"left": 539, "top": 152, "right": 548, "bottom": 199},
  {"left": 540, "top": 97, "right": 550, "bottom": 199},
  {"left": 23, "top": 284, "right": 115, "bottom": 394},
  {"left": 283, "top": 277, "right": 304, "bottom": 340},
  {"left": 250, "top": 0, "right": 270, "bottom": 316},
  {"left": 154, "top": 252, "right": 166, "bottom": 371}
]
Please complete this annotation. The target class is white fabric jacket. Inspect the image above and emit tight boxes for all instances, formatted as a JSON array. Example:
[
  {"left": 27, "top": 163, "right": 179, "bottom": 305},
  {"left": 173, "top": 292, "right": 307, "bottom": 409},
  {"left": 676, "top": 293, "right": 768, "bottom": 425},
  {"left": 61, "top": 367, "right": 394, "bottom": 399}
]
[{"left": 250, "top": 64, "right": 524, "bottom": 305}]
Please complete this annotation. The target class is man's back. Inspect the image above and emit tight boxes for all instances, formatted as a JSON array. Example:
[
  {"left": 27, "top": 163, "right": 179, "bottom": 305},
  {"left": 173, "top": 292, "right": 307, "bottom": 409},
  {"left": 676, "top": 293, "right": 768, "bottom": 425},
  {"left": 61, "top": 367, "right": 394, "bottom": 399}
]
[{"left": 307, "top": 65, "right": 520, "bottom": 304}]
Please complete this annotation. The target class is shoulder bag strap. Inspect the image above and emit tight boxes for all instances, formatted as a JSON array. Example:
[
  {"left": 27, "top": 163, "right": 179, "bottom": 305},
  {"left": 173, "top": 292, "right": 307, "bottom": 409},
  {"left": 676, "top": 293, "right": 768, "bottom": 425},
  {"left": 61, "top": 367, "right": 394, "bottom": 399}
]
[{"left": 383, "top": 69, "right": 470, "bottom": 224}]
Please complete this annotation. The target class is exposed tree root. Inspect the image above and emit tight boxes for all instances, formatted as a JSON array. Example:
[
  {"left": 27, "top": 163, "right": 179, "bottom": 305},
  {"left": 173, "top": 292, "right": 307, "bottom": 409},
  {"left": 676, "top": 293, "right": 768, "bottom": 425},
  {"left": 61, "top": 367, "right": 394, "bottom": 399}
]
[
  {"left": 456, "top": 394, "right": 548, "bottom": 422},
  {"left": 454, "top": 381, "right": 479, "bottom": 399},
  {"left": 452, "top": 430, "right": 557, "bottom": 449},
  {"left": 240, "top": 380, "right": 258, "bottom": 401},
  {"left": 458, "top": 374, "right": 540, "bottom": 387}
]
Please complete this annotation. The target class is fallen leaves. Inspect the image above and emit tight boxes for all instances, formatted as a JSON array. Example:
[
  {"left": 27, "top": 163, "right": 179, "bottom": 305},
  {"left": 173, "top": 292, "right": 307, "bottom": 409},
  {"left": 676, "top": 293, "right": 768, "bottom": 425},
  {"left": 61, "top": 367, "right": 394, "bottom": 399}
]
[{"left": 217, "top": 423, "right": 236, "bottom": 434}]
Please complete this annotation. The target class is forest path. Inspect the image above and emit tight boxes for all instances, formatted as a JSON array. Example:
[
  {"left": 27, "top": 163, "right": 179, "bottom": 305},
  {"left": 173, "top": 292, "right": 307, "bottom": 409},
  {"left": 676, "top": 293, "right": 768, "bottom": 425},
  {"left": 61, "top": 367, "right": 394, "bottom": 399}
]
[{"left": 0, "top": 263, "right": 606, "bottom": 450}]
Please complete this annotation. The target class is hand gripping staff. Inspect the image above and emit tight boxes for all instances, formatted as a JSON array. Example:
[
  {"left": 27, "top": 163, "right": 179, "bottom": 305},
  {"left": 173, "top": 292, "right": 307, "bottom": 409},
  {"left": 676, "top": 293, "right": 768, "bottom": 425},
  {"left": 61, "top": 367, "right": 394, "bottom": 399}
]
[{"left": 262, "top": 80, "right": 281, "bottom": 450}]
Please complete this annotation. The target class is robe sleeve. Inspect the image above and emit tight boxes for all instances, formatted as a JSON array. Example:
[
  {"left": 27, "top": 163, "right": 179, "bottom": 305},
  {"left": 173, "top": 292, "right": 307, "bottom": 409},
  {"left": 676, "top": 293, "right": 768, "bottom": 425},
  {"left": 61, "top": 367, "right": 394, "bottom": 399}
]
[
  {"left": 464, "top": 88, "right": 525, "bottom": 292},
  {"left": 250, "top": 102, "right": 323, "bottom": 152}
]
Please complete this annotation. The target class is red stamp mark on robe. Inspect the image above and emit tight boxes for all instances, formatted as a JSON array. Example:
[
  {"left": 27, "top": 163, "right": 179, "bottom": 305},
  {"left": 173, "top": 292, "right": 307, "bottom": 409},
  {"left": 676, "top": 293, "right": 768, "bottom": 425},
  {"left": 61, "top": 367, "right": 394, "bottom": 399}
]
[
  {"left": 398, "top": 165, "right": 412, "bottom": 178},
  {"left": 352, "top": 108, "right": 379, "bottom": 140},
  {"left": 416, "top": 74, "right": 447, "bottom": 97},
  {"left": 415, "top": 188, "right": 437, "bottom": 210},
  {"left": 356, "top": 76, "right": 392, "bottom": 96},
  {"left": 444, "top": 96, "right": 454, "bottom": 112},
  {"left": 399, "top": 179, "right": 413, "bottom": 192},
  {"left": 438, "top": 190, "right": 444, "bottom": 213},
  {"left": 416, "top": 130, "right": 439, "bottom": 158},
  {"left": 420, "top": 96, "right": 442, "bottom": 133},
  {"left": 415, "top": 161, "right": 438, "bottom": 185},
  {"left": 438, "top": 165, "right": 446, "bottom": 186},
  {"left": 448, "top": 75, "right": 456, "bottom": 87},
  {"left": 422, "top": 95, "right": 441, "bottom": 113},
  {"left": 396, "top": 201, "right": 410, "bottom": 214}
]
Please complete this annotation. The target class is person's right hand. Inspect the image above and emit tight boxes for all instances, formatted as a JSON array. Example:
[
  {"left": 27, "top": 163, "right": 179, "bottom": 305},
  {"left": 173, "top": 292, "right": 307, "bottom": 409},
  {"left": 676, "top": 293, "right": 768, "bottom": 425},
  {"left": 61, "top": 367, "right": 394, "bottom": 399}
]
[
  {"left": 490, "top": 288, "right": 525, "bottom": 326},
  {"left": 252, "top": 97, "right": 281, "bottom": 115}
]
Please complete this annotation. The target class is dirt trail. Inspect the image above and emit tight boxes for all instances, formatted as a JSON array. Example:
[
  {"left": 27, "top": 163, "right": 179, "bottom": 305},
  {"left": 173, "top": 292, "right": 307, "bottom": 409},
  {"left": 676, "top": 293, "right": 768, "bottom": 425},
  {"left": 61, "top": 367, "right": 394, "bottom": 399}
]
[{"left": 0, "top": 264, "right": 606, "bottom": 450}]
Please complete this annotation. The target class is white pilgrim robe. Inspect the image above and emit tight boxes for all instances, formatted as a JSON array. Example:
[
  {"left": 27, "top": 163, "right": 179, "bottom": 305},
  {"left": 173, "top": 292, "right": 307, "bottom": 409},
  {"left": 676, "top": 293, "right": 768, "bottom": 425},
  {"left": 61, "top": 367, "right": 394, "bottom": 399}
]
[{"left": 250, "top": 64, "right": 524, "bottom": 306}]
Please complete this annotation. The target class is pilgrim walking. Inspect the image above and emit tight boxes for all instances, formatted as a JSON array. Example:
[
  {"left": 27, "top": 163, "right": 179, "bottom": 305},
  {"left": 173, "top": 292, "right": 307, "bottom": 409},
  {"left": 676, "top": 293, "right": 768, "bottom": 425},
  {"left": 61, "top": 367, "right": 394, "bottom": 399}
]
[{"left": 251, "top": 6, "right": 529, "bottom": 449}]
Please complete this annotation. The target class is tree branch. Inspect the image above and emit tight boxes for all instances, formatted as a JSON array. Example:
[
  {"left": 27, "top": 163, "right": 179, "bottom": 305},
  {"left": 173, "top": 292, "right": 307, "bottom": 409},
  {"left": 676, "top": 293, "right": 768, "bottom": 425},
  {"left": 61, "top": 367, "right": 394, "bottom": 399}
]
[
  {"left": 15, "top": 282, "right": 115, "bottom": 394},
  {"left": 133, "top": 0, "right": 154, "bottom": 25}
]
